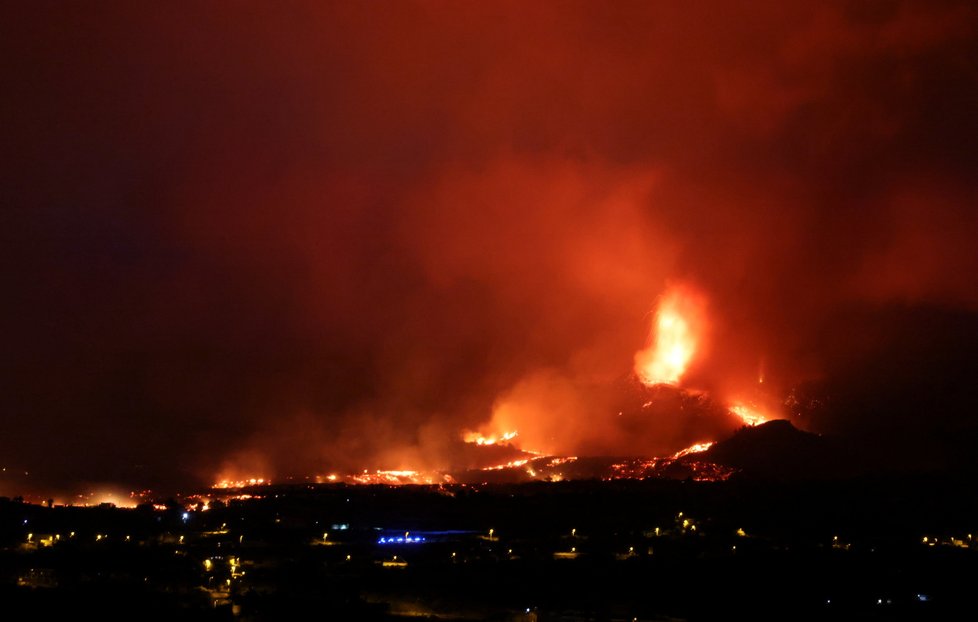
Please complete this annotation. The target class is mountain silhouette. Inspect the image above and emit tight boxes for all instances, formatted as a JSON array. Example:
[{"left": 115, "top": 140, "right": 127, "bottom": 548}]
[{"left": 701, "top": 419, "right": 857, "bottom": 480}]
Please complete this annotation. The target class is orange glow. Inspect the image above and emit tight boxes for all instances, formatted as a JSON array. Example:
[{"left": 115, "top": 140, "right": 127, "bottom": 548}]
[
  {"left": 635, "top": 285, "right": 706, "bottom": 386},
  {"left": 462, "top": 430, "right": 518, "bottom": 446},
  {"left": 213, "top": 477, "right": 268, "bottom": 489},
  {"left": 70, "top": 490, "right": 139, "bottom": 509},
  {"left": 481, "top": 458, "right": 531, "bottom": 471},
  {"left": 545, "top": 456, "right": 577, "bottom": 468},
  {"left": 729, "top": 403, "right": 768, "bottom": 426},
  {"left": 670, "top": 441, "right": 715, "bottom": 459},
  {"left": 349, "top": 469, "right": 451, "bottom": 485},
  {"left": 607, "top": 455, "right": 734, "bottom": 482}
]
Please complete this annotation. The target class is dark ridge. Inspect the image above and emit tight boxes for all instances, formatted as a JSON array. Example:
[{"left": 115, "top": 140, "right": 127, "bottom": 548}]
[{"left": 703, "top": 419, "right": 859, "bottom": 480}]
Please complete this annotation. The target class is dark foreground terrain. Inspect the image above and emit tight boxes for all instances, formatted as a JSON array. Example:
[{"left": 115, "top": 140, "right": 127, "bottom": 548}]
[{"left": 2, "top": 476, "right": 977, "bottom": 621}]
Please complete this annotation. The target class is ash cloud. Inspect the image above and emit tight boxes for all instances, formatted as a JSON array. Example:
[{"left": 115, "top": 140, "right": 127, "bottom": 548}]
[{"left": 2, "top": 1, "right": 978, "bottom": 490}]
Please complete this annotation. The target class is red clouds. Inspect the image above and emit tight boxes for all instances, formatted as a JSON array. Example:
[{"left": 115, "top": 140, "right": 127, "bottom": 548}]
[{"left": 2, "top": 2, "right": 977, "bottom": 490}]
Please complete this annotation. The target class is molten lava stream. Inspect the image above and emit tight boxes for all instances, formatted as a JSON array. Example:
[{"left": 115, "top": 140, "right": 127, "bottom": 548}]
[{"left": 729, "top": 403, "right": 767, "bottom": 427}]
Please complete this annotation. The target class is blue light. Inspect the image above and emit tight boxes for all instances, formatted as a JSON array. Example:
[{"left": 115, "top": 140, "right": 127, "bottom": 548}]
[{"left": 377, "top": 534, "right": 426, "bottom": 545}]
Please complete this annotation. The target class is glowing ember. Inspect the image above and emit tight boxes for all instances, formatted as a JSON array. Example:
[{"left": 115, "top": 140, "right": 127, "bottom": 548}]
[
  {"left": 606, "top": 456, "right": 735, "bottom": 482},
  {"left": 729, "top": 403, "right": 767, "bottom": 426},
  {"left": 671, "top": 441, "right": 715, "bottom": 459},
  {"left": 349, "top": 470, "right": 451, "bottom": 485},
  {"left": 481, "top": 458, "right": 530, "bottom": 471},
  {"left": 462, "top": 430, "right": 518, "bottom": 446},
  {"left": 547, "top": 456, "right": 577, "bottom": 466},
  {"left": 213, "top": 477, "right": 269, "bottom": 489},
  {"left": 634, "top": 285, "right": 705, "bottom": 386}
]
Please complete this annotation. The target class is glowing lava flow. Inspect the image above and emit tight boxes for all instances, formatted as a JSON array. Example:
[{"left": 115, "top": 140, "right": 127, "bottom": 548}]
[
  {"left": 634, "top": 285, "right": 705, "bottom": 386},
  {"left": 349, "top": 470, "right": 449, "bottom": 485},
  {"left": 462, "top": 430, "right": 518, "bottom": 446},
  {"left": 481, "top": 458, "right": 531, "bottom": 471},
  {"left": 729, "top": 403, "right": 768, "bottom": 427},
  {"left": 214, "top": 477, "right": 268, "bottom": 489},
  {"left": 670, "top": 441, "right": 715, "bottom": 459}
]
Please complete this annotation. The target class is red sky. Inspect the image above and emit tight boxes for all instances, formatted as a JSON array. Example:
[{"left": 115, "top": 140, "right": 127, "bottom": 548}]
[{"left": 2, "top": 1, "right": 977, "bottom": 491}]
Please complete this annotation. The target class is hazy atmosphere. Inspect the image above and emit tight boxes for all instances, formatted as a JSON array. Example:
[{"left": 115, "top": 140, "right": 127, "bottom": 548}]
[{"left": 3, "top": 1, "right": 978, "bottom": 493}]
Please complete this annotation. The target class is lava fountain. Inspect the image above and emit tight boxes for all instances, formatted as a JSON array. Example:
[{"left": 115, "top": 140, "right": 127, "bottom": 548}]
[{"left": 634, "top": 284, "right": 707, "bottom": 386}]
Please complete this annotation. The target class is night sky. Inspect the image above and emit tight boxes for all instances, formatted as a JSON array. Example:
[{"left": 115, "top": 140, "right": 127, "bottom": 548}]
[{"left": 3, "top": 1, "right": 978, "bottom": 493}]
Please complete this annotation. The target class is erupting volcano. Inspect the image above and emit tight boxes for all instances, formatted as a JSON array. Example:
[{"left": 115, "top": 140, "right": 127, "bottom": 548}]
[
  {"left": 229, "top": 283, "right": 786, "bottom": 490},
  {"left": 210, "top": 278, "right": 792, "bottom": 493},
  {"left": 7, "top": 5, "right": 978, "bottom": 619},
  {"left": 5, "top": 1, "right": 977, "bottom": 500},
  {"left": 631, "top": 284, "right": 773, "bottom": 429}
]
